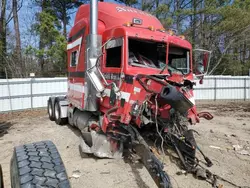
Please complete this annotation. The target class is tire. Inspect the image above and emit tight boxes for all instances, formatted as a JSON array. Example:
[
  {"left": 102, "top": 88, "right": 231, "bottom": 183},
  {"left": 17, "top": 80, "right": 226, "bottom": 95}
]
[
  {"left": 0, "top": 164, "right": 3, "bottom": 188},
  {"left": 10, "top": 141, "right": 70, "bottom": 188},
  {"left": 54, "top": 102, "right": 67, "bottom": 126},
  {"left": 48, "top": 100, "right": 55, "bottom": 121}
]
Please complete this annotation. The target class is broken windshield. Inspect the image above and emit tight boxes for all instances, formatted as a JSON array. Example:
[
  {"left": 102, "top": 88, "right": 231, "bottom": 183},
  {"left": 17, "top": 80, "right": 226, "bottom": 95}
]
[
  {"left": 168, "top": 45, "right": 190, "bottom": 74},
  {"left": 128, "top": 38, "right": 166, "bottom": 70},
  {"left": 128, "top": 38, "right": 190, "bottom": 75}
]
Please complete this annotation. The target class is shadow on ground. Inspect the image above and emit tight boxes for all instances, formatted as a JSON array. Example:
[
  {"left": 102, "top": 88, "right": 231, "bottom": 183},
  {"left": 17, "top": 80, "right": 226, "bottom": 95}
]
[
  {"left": 0, "top": 122, "right": 13, "bottom": 137},
  {"left": 66, "top": 124, "right": 82, "bottom": 137}
]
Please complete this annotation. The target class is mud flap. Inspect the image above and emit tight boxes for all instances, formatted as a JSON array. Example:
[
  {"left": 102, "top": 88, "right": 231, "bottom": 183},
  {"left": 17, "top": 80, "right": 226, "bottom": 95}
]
[{"left": 79, "top": 131, "right": 123, "bottom": 159}]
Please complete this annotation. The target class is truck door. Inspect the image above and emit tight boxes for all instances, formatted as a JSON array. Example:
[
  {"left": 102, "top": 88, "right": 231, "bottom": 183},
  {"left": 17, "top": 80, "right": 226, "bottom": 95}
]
[{"left": 102, "top": 38, "right": 124, "bottom": 107}]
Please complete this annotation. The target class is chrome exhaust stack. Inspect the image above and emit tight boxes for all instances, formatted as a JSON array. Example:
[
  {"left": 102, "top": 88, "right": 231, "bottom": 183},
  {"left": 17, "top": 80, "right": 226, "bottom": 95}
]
[{"left": 84, "top": 0, "right": 104, "bottom": 111}]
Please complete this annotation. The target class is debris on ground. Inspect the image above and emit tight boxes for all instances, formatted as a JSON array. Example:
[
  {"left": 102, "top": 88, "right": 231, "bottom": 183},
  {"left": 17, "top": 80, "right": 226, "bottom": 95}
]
[
  {"left": 71, "top": 170, "right": 81, "bottom": 179},
  {"left": 176, "top": 170, "right": 187, "bottom": 176},
  {"left": 100, "top": 171, "right": 111, "bottom": 174},
  {"left": 236, "top": 150, "right": 249, "bottom": 156},
  {"left": 209, "top": 145, "right": 221, "bottom": 150},
  {"left": 195, "top": 168, "right": 207, "bottom": 180},
  {"left": 232, "top": 145, "right": 243, "bottom": 151}
]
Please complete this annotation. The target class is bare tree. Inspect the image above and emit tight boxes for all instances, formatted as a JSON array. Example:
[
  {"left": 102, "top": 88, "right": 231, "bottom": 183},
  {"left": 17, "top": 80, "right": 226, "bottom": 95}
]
[
  {"left": 13, "top": 0, "right": 24, "bottom": 77},
  {"left": 0, "top": 0, "right": 7, "bottom": 77}
]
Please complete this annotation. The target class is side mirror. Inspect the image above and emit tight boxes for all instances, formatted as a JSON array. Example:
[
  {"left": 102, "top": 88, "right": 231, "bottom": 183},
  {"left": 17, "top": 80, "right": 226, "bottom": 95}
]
[{"left": 193, "top": 49, "right": 212, "bottom": 84}]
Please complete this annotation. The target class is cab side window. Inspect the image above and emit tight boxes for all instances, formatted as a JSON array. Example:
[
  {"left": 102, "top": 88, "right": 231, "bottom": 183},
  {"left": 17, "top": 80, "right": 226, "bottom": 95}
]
[
  {"left": 105, "top": 38, "right": 123, "bottom": 68},
  {"left": 71, "top": 51, "right": 78, "bottom": 67},
  {"left": 106, "top": 46, "right": 122, "bottom": 68}
]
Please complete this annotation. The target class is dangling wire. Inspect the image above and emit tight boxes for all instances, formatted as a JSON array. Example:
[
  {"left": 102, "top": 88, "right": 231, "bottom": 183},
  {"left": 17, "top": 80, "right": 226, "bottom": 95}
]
[{"left": 155, "top": 94, "right": 166, "bottom": 159}]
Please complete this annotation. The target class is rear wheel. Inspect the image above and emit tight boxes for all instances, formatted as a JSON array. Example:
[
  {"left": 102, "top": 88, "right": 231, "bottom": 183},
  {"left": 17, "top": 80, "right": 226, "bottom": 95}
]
[
  {"left": 48, "top": 100, "right": 55, "bottom": 121},
  {"left": 10, "top": 140, "right": 70, "bottom": 188},
  {"left": 55, "top": 102, "right": 67, "bottom": 125}
]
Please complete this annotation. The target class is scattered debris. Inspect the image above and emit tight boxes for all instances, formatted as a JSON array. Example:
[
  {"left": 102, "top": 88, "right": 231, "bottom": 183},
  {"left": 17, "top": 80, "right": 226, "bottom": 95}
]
[
  {"left": 195, "top": 168, "right": 207, "bottom": 180},
  {"left": 100, "top": 171, "right": 111, "bottom": 174},
  {"left": 0, "top": 122, "right": 12, "bottom": 137},
  {"left": 218, "top": 184, "right": 224, "bottom": 188},
  {"left": 71, "top": 170, "right": 81, "bottom": 179},
  {"left": 230, "top": 134, "right": 237, "bottom": 137},
  {"left": 237, "top": 150, "right": 249, "bottom": 156},
  {"left": 232, "top": 145, "right": 243, "bottom": 151},
  {"left": 176, "top": 170, "right": 187, "bottom": 175},
  {"left": 209, "top": 145, "right": 221, "bottom": 150}
]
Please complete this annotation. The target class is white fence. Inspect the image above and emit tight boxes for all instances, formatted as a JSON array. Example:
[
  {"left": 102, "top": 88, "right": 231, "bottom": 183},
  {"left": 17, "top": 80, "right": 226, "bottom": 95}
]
[
  {"left": 0, "top": 76, "right": 249, "bottom": 112},
  {"left": 194, "top": 76, "right": 250, "bottom": 100},
  {"left": 0, "top": 78, "right": 67, "bottom": 112}
]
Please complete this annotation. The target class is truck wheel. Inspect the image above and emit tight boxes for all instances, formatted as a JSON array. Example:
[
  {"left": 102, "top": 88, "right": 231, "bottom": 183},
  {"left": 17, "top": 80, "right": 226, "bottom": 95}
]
[
  {"left": 0, "top": 164, "right": 3, "bottom": 188},
  {"left": 48, "top": 99, "right": 55, "bottom": 121},
  {"left": 10, "top": 141, "right": 70, "bottom": 188},
  {"left": 55, "top": 102, "right": 67, "bottom": 126}
]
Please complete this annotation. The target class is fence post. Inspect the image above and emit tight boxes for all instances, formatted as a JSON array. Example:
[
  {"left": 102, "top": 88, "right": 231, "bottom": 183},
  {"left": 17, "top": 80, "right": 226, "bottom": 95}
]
[
  {"left": 244, "top": 78, "right": 247, "bottom": 101},
  {"left": 5, "top": 68, "right": 13, "bottom": 113},
  {"left": 30, "top": 77, "right": 33, "bottom": 109},
  {"left": 214, "top": 77, "right": 217, "bottom": 101}
]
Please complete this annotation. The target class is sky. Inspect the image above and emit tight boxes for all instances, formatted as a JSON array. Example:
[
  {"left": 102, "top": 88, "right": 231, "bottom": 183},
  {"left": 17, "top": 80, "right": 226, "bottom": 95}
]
[
  {"left": 13, "top": 0, "right": 119, "bottom": 49},
  {"left": 6, "top": 0, "right": 145, "bottom": 50}
]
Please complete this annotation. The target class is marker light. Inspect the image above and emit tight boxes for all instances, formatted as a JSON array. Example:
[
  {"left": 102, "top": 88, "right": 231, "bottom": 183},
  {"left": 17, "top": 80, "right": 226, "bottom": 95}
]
[
  {"left": 167, "top": 30, "right": 174, "bottom": 36},
  {"left": 148, "top": 26, "right": 155, "bottom": 31},
  {"left": 158, "top": 28, "right": 166, "bottom": 32},
  {"left": 179, "top": 35, "right": 185, "bottom": 40},
  {"left": 124, "top": 22, "right": 132, "bottom": 27}
]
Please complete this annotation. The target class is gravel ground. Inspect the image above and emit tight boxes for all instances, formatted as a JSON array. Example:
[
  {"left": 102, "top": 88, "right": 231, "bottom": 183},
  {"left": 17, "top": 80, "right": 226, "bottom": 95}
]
[{"left": 0, "top": 101, "right": 250, "bottom": 188}]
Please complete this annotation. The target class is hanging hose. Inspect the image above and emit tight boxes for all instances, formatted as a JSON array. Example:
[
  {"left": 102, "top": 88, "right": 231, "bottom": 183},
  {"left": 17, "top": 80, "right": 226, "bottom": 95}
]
[{"left": 155, "top": 94, "right": 166, "bottom": 157}]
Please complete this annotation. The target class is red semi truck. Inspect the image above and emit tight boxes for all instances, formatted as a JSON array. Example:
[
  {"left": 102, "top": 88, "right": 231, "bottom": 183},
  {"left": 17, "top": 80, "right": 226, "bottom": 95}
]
[{"left": 46, "top": 1, "right": 213, "bottom": 188}]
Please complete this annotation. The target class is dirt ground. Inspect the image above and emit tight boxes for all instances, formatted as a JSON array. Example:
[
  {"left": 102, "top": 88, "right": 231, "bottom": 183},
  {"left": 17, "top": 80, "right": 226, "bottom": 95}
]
[{"left": 1, "top": 101, "right": 250, "bottom": 188}]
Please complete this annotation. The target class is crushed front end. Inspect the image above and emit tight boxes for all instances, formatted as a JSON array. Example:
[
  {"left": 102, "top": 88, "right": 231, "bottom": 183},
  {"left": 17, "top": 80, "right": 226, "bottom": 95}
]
[
  {"left": 80, "top": 37, "right": 213, "bottom": 188},
  {"left": 96, "top": 72, "right": 208, "bottom": 188}
]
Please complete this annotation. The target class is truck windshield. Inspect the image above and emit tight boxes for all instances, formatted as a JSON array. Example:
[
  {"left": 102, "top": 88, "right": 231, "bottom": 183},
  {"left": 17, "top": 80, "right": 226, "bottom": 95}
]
[{"left": 128, "top": 38, "right": 190, "bottom": 74}]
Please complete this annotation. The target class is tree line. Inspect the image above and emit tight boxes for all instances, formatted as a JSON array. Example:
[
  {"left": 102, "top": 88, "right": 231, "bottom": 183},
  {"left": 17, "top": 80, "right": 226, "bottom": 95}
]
[{"left": 0, "top": 0, "right": 250, "bottom": 78}]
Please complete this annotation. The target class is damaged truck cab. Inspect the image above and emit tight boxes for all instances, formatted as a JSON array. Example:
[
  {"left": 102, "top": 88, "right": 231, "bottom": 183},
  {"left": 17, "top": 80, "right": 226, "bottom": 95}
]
[
  {"left": 67, "top": 2, "right": 208, "bottom": 126},
  {"left": 49, "top": 2, "right": 213, "bottom": 188}
]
